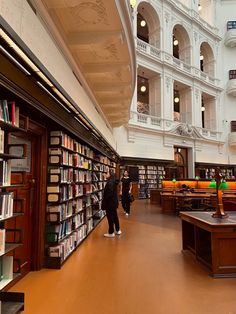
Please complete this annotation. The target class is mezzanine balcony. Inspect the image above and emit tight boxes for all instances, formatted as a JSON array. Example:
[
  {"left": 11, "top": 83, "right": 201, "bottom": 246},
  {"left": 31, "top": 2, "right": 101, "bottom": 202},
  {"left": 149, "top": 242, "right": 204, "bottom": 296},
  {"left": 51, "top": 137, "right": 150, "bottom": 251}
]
[
  {"left": 129, "top": 111, "right": 221, "bottom": 142},
  {"left": 136, "top": 38, "right": 220, "bottom": 87},
  {"left": 229, "top": 121, "right": 236, "bottom": 147},
  {"left": 226, "top": 71, "right": 236, "bottom": 96}
]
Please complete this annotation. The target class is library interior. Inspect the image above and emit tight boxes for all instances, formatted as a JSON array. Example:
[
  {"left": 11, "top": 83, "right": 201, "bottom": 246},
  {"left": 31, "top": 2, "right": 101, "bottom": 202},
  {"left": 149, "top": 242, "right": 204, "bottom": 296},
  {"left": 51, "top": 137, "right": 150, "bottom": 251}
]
[{"left": 1, "top": 0, "right": 236, "bottom": 313}]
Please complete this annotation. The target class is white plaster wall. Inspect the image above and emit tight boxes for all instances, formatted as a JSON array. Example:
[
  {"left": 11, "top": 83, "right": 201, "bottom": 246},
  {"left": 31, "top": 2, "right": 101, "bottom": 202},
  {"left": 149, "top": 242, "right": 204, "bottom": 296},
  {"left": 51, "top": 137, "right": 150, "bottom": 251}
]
[
  {"left": 113, "top": 126, "right": 173, "bottom": 160},
  {"left": 216, "top": 1, "right": 236, "bottom": 133},
  {"left": 0, "top": 0, "right": 116, "bottom": 148}
]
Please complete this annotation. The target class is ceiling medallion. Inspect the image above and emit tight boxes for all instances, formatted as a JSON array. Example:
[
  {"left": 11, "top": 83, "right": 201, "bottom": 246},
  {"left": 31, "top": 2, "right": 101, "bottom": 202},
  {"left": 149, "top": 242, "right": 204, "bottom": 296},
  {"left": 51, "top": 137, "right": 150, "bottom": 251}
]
[{"left": 69, "top": 0, "right": 108, "bottom": 25}]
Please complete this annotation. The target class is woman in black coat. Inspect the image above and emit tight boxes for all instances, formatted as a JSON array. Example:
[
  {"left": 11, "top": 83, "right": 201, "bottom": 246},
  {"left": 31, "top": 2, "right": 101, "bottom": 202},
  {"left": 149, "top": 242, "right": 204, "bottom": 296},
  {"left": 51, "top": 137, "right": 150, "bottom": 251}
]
[{"left": 102, "top": 171, "right": 121, "bottom": 237}]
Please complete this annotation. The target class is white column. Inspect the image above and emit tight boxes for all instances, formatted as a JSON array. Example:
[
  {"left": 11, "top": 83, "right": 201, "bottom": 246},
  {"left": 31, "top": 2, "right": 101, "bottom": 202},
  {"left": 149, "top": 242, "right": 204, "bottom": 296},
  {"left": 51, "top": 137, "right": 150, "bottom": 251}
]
[
  {"left": 192, "top": 87, "right": 202, "bottom": 127},
  {"left": 180, "top": 88, "right": 192, "bottom": 124},
  {"left": 149, "top": 75, "right": 161, "bottom": 116},
  {"left": 162, "top": 74, "right": 173, "bottom": 121}
]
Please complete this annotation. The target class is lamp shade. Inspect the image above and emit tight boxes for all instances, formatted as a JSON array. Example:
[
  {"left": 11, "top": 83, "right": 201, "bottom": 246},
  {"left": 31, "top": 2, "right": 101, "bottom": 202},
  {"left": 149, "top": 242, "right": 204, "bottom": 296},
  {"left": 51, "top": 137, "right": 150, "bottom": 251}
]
[
  {"left": 195, "top": 176, "right": 200, "bottom": 180},
  {"left": 209, "top": 179, "right": 216, "bottom": 188},
  {"left": 159, "top": 175, "right": 163, "bottom": 180},
  {"left": 219, "top": 181, "right": 229, "bottom": 190},
  {"left": 172, "top": 178, "right": 177, "bottom": 183}
]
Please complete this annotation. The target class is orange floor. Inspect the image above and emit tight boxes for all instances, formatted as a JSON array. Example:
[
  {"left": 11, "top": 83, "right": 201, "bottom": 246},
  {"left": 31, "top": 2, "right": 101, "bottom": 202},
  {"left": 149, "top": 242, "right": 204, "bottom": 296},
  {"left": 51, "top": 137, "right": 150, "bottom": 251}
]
[{"left": 11, "top": 200, "right": 236, "bottom": 314}]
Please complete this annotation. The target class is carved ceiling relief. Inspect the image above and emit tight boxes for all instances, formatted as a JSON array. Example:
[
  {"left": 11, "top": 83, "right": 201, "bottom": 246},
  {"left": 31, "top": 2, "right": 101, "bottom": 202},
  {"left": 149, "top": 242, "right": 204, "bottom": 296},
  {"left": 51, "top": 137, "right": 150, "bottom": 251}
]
[
  {"left": 91, "top": 42, "right": 119, "bottom": 61},
  {"left": 68, "top": 0, "right": 109, "bottom": 26}
]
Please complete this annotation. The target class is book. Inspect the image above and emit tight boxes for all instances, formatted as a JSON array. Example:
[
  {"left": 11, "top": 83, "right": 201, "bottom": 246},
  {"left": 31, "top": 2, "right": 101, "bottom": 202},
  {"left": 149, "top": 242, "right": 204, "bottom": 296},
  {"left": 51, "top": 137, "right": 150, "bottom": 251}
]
[
  {"left": 2, "top": 100, "right": 9, "bottom": 123},
  {"left": 0, "top": 229, "right": 6, "bottom": 256},
  {"left": 0, "top": 130, "right": 4, "bottom": 154},
  {"left": 8, "top": 101, "right": 16, "bottom": 125}
]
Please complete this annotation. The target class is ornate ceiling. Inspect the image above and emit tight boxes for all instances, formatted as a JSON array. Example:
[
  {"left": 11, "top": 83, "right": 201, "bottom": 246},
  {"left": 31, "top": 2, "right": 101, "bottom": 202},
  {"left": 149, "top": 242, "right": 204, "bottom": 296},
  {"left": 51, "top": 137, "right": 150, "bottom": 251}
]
[{"left": 32, "top": 0, "right": 136, "bottom": 127}]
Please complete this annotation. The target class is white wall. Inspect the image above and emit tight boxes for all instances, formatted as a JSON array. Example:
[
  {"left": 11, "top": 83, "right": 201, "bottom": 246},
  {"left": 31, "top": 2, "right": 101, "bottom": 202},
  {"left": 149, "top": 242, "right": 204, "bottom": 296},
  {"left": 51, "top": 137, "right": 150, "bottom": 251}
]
[{"left": 0, "top": 0, "right": 116, "bottom": 148}]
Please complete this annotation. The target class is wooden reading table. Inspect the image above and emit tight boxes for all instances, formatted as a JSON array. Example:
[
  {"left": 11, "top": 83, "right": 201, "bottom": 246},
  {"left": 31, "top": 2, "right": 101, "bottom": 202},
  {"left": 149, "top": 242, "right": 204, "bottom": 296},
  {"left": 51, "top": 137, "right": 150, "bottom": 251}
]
[{"left": 180, "top": 211, "right": 236, "bottom": 278}]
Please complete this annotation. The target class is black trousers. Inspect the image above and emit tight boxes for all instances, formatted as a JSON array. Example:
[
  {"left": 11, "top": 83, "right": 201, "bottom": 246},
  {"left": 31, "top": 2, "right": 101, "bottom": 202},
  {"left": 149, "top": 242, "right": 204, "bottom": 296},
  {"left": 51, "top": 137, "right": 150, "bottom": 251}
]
[
  {"left": 106, "top": 209, "right": 120, "bottom": 234},
  {"left": 121, "top": 193, "right": 131, "bottom": 214}
]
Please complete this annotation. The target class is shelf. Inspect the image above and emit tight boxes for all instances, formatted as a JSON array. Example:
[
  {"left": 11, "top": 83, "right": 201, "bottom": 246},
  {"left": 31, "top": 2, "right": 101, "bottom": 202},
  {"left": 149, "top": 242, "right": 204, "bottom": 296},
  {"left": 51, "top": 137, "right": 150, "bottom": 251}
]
[
  {"left": 0, "top": 120, "right": 26, "bottom": 133},
  {"left": 1, "top": 301, "right": 24, "bottom": 314},
  {"left": 1, "top": 243, "right": 22, "bottom": 256},
  {"left": 46, "top": 222, "right": 86, "bottom": 244},
  {"left": 0, "top": 273, "right": 21, "bottom": 290},
  {"left": 0, "top": 153, "right": 26, "bottom": 160},
  {"left": 0, "top": 213, "right": 24, "bottom": 223}
]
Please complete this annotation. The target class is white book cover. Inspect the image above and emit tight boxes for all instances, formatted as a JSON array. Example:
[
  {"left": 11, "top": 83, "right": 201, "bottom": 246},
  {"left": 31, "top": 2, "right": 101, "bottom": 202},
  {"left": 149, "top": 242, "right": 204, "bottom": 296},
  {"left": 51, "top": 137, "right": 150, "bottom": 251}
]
[{"left": 0, "top": 229, "right": 5, "bottom": 256}]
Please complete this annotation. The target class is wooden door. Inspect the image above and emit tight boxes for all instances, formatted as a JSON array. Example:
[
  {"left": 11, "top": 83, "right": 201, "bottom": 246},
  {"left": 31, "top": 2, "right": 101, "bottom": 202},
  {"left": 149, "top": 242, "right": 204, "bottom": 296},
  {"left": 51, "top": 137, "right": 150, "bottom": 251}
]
[{"left": 5, "top": 121, "right": 47, "bottom": 278}]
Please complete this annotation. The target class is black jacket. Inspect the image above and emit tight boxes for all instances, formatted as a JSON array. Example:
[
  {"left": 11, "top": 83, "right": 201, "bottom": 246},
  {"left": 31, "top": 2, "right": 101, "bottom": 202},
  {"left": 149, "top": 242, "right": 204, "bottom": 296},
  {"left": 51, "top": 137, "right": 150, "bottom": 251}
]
[{"left": 101, "top": 178, "right": 119, "bottom": 211}]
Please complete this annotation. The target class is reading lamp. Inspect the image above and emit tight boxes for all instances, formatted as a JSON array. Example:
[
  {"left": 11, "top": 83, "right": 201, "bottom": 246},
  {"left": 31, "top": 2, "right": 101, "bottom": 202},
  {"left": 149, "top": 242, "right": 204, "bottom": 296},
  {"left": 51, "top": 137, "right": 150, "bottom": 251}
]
[
  {"left": 172, "top": 178, "right": 177, "bottom": 194},
  {"left": 209, "top": 168, "right": 229, "bottom": 218},
  {"left": 195, "top": 176, "right": 200, "bottom": 188}
]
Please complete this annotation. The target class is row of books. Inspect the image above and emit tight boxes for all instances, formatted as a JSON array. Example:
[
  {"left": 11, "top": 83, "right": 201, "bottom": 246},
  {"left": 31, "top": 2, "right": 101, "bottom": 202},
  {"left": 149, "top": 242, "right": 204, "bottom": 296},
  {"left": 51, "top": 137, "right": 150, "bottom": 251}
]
[
  {"left": 93, "top": 172, "right": 106, "bottom": 182},
  {"left": 50, "top": 131, "right": 94, "bottom": 160},
  {"left": 0, "top": 192, "right": 14, "bottom": 219},
  {"left": 46, "top": 212, "right": 85, "bottom": 243},
  {"left": 49, "top": 149, "right": 92, "bottom": 170},
  {"left": 93, "top": 163, "right": 109, "bottom": 173},
  {"left": 0, "top": 229, "right": 5, "bottom": 256},
  {"left": 0, "top": 100, "right": 19, "bottom": 127},
  {"left": 47, "top": 198, "right": 83, "bottom": 222},
  {"left": 48, "top": 224, "right": 87, "bottom": 260}
]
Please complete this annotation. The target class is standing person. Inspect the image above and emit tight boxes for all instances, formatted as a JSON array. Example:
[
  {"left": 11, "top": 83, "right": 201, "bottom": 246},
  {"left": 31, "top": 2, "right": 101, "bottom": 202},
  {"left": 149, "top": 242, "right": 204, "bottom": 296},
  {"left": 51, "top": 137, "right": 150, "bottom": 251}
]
[
  {"left": 102, "top": 171, "right": 122, "bottom": 238},
  {"left": 120, "top": 170, "right": 132, "bottom": 216}
]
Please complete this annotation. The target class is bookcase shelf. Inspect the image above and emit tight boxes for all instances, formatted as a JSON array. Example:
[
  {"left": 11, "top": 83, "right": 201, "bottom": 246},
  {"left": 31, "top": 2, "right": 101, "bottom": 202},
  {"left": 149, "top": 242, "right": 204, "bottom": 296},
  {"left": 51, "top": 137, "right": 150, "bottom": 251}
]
[
  {"left": 45, "top": 130, "right": 116, "bottom": 268},
  {"left": 138, "top": 165, "right": 165, "bottom": 198},
  {"left": 0, "top": 99, "right": 25, "bottom": 309}
]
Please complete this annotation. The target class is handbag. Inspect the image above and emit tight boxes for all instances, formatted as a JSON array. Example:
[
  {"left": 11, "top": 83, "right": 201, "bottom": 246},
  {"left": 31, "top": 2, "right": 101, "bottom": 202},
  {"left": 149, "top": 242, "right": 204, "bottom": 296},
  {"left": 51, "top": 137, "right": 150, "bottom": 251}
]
[{"left": 129, "top": 194, "right": 134, "bottom": 203}]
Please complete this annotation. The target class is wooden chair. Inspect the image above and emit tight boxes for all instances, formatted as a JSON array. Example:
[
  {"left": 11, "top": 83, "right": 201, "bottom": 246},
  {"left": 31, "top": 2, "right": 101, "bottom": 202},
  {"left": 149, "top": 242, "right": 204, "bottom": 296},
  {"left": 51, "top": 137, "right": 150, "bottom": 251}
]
[{"left": 223, "top": 200, "right": 236, "bottom": 211}]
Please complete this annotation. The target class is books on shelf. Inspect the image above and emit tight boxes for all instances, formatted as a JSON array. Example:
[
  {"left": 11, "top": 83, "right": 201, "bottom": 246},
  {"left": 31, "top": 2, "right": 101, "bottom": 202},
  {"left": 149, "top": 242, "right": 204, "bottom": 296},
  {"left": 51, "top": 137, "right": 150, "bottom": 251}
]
[
  {"left": 0, "top": 230, "right": 6, "bottom": 256},
  {"left": 0, "top": 130, "right": 4, "bottom": 154},
  {"left": 0, "top": 192, "right": 14, "bottom": 219},
  {"left": 0, "top": 100, "right": 19, "bottom": 126},
  {"left": 46, "top": 130, "right": 116, "bottom": 267}
]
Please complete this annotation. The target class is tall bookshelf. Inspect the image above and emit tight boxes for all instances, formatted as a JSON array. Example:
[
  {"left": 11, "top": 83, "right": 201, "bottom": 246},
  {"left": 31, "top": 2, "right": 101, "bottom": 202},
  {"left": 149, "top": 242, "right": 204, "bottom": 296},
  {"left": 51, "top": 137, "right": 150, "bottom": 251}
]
[
  {"left": 45, "top": 130, "right": 116, "bottom": 269},
  {"left": 138, "top": 165, "right": 165, "bottom": 198},
  {"left": 0, "top": 99, "right": 25, "bottom": 311},
  {"left": 195, "top": 165, "right": 235, "bottom": 179}
]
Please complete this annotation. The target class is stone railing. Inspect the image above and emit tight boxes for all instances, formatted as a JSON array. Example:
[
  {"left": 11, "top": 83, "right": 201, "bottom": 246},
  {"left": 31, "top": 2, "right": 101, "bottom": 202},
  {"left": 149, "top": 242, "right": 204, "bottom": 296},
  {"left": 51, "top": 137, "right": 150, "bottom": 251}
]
[
  {"left": 136, "top": 38, "right": 220, "bottom": 86},
  {"left": 129, "top": 111, "right": 222, "bottom": 141}
]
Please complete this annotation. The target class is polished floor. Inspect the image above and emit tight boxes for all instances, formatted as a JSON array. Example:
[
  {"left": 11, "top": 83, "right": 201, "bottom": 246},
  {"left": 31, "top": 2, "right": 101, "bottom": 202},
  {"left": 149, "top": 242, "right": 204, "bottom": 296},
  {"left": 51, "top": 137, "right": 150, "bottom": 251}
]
[{"left": 11, "top": 200, "right": 236, "bottom": 314}]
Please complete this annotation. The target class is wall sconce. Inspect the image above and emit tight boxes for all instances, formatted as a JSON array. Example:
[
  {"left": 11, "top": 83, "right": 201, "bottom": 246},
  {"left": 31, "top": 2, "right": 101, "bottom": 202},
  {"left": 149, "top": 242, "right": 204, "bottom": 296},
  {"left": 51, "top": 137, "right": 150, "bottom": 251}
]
[
  {"left": 140, "top": 85, "right": 146, "bottom": 92},
  {"left": 174, "top": 97, "right": 180, "bottom": 103},
  {"left": 173, "top": 39, "right": 179, "bottom": 46},
  {"left": 198, "top": 4, "right": 202, "bottom": 11},
  {"left": 140, "top": 20, "right": 146, "bottom": 27},
  {"left": 200, "top": 55, "right": 204, "bottom": 60},
  {"left": 130, "top": 0, "right": 137, "bottom": 8},
  {"left": 201, "top": 106, "right": 205, "bottom": 112}
]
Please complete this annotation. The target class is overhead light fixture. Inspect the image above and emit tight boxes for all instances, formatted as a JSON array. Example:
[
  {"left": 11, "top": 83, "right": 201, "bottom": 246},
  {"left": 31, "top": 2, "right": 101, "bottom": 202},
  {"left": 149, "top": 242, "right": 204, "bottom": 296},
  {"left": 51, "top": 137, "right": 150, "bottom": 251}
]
[
  {"left": 174, "top": 97, "right": 180, "bottom": 103},
  {"left": 140, "top": 85, "right": 146, "bottom": 92},
  {"left": 173, "top": 39, "right": 179, "bottom": 46},
  {"left": 0, "top": 45, "right": 31, "bottom": 75},
  {"left": 200, "top": 55, "right": 204, "bottom": 60},
  {"left": 130, "top": 0, "right": 136, "bottom": 8},
  {"left": 198, "top": 4, "right": 202, "bottom": 11},
  {"left": 140, "top": 20, "right": 146, "bottom": 27},
  {"left": 201, "top": 106, "right": 205, "bottom": 112}
]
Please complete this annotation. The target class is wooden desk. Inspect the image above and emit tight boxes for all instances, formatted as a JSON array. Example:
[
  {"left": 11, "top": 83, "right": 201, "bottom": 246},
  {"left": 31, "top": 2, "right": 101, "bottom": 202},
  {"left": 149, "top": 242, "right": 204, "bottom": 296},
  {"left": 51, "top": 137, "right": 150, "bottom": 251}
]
[
  {"left": 180, "top": 211, "right": 236, "bottom": 278},
  {"left": 160, "top": 192, "right": 213, "bottom": 213}
]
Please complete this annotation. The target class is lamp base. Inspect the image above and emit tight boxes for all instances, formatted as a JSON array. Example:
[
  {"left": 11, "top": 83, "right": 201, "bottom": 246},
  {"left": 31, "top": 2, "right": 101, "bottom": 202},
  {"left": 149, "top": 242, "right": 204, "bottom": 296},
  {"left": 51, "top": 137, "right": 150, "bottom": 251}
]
[{"left": 212, "top": 204, "right": 229, "bottom": 219}]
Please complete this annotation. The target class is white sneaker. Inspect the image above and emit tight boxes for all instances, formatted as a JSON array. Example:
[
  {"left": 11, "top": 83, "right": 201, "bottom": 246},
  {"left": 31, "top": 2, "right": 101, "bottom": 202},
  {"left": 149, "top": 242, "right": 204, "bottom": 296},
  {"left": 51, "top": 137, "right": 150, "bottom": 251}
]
[
  {"left": 104, "top": 233, "right": 115, "bottom": 238},
  {"left": 116, "top": 230, "right": 122, "bottom": 235}
]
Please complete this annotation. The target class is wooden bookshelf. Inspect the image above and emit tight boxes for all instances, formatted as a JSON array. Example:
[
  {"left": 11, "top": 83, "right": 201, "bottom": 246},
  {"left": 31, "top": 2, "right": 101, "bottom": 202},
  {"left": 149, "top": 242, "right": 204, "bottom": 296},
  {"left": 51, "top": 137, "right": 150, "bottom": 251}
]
[
  {"left": 45, "top": 130, "right": 116, "bottom": 269},
  {"left": 0, "top": 102, "right": 26, "bottom": 308}
]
